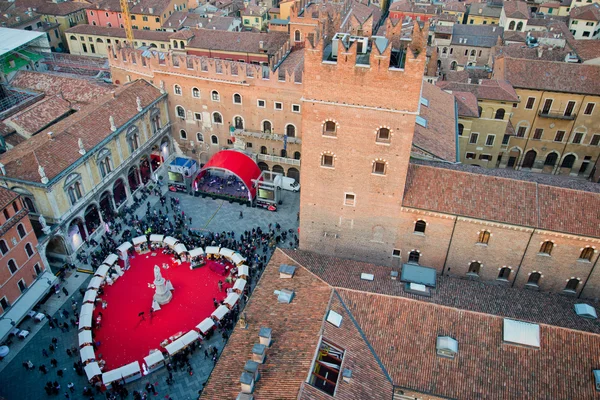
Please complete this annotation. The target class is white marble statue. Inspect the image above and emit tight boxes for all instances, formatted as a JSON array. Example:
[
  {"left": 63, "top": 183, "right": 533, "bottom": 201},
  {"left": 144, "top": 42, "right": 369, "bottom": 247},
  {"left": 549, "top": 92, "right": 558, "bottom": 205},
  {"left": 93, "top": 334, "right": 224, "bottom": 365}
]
[
  {"left": 39, "top": 215, "right": 51, "bottom": 235},
  {"left": 152, "top": 264, "right": 172, "bottom": 307}
]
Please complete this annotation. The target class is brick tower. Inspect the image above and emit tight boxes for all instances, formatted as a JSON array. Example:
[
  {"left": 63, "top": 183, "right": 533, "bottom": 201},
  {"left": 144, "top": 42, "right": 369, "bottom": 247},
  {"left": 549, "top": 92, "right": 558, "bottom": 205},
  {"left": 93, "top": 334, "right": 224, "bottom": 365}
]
[{"left": 299, "top": 23, "right": 428, "bottom": 265}]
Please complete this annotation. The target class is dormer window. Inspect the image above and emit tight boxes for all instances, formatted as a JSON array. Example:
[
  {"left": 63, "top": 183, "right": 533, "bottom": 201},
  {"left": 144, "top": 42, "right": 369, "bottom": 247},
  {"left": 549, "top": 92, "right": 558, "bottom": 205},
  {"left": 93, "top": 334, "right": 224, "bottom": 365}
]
[
  {"left": 309, "top": 340, "right": 344, "bottom": 396},
  {"left": 436, "top": 336, "right": 458, "bottom": 359}
]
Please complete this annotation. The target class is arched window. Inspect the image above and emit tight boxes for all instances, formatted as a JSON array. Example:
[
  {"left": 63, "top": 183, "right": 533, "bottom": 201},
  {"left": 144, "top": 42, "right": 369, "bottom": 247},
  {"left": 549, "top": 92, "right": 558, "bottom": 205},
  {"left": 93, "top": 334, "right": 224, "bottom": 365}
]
[
  {"left": 494, "top": 109, "right": 505, "bottom": 120},
  {"left": 196, "top": 132, "right": 204, "bottom": 142},
  {"left": 180, "top": 129, "right": 187, "bottom": 140},
  {"left": 294, "top": 30, "right": 301, "bottom": 42},
  {"left": 180, "top": 40, "right": 185, "bottom": 49},
  {"left": 70, "top": 35, "right": 77, "bottom": 40},
  {"left": 508, "top": 21, "right": 515, "bottom": 30},
  {"left": 414, "top": 220, "right": 426, "bottom": 233},
  {"left": 281, "top": 149, "right": 287, "bottom": 158},
  {"left": 212, "top": 112, "right": 223, "bottom": 124},
  {"left": 561, "top": 154, "right": 576, "bottom": 169},
  {"left": 377, "top": 127, "right": 390, "bottom": 143},
  {"left": 497, "top": 267, "right": 511, "bottom": 280},
  {"left": 372, "top": 160, "right": 386, "bottom": 175},
  {"left": 458, "top": 124, "right": 464, "bottom": 136},
  {"left": 468, "top": 262, "right": 481, "bottom": 275},
  {"left": 96, "top": 38, "right": 103, "bottom": 43},
  {"left": 0, "top": 240, "right": 8, "bottom": 256},
  {"left": 260, "top": 146, "right": 268, "bottom": 155},
  {"left": 176, "top": 106, "right": 185, "bottom": 119},
  {"left": 442, "top": 47, "right": 447, "bottom": 54},
  {"left": 286, "top": 124, "right": 296, "bottom": 138},
  {"left": 540, "top": 241, "right": 553, "bottom": 255},
  {"left": 211, "top": 135, "right": 218, "bottom": 145},
  {"left": 234, "top": 116, "right": 244, "bottom": 129},
  {"left": 211, "top": 90, "right": 220, "bottom": 101},
  {"left": 97, "top": 148, "right": 113, "bottom": 178},
  {"left": 527, "top": 272, "right": 541, "bottom": 286},
  {"left": 64, "top": 173, "right": 84, "bottom": 205},
  {"left": 580, "top": 248, "right": 594, "bottom": 261},
  {"left": 450, "top": 61, "right": 457, "bottom": 70},
  {"left": 192, "top": 87, "right": 200, "bottom": 98},
  {"left": 174, "top": 84, "right": 182, "bottom": 95},
  {"left": 408, "top": 251, "right": 420, "bottom": 264},
  {"left": 516, "top": 21, "right": 523, "bottom": 31},
  {"left": 544, "top": 152, "right": 558, "bottom": 166},
  {"left": 173, "top": 40, "right": 178, "bottom": 49},
  {"left": 470, "top": 49, "right": 476, "bottom": 57},
  {"left": 565, "top": 278, "right": 580, "bottom": 292},
  {"left": 233, "top": 93, "right": 242, "bottom": 104},
  {"left": 7, "top": 259, "right": 18, "bottom": 274},
  {"left": 478, "top": 231, "right": 490, "bottom": 244},
  {"left": 321, "top": 153, "right": 334, "bottom": 168},
  {"left": 262, "top": 120, "right": 272, "bottom": 133},
  {"left": 25, "top": 243, "right": 34, "bottom": 257},
  {"left": 127, "top": 130, "right": 140, "bottom": 153},
  {"left": 323, "top": 121, "right": 337, "bottom": 136}
]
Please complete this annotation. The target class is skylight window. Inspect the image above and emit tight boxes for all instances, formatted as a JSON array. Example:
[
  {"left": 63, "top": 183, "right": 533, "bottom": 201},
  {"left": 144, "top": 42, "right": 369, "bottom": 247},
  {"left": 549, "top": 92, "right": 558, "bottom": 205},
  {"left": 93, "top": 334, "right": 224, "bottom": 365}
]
[
  {"left": 309, "top": 340, "right": 345, "bottom": 396},
  {"left": 416, "top": 116, "right": 428, "bottom": 128}
]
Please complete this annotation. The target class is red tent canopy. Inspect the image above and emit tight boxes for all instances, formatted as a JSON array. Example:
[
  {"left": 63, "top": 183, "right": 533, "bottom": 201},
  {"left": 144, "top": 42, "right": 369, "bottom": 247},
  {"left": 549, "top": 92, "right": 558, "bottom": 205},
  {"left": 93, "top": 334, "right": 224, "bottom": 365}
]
[{"left": 197, "top": 151, "right": 261, "bottom": 199}]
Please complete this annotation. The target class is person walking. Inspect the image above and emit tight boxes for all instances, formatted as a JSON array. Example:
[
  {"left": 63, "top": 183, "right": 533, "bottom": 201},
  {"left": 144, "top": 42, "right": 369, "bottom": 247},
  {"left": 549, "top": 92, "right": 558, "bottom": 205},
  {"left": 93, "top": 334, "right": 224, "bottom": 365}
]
[
  {"left": 217, "top": 280, "right": 223, "bottom": 292},
  {"left": 239, "top": 211, "right": 243, "bottom": 219},
  {"left": 62, "top": 287, "right": 69, "bottom": 296}
]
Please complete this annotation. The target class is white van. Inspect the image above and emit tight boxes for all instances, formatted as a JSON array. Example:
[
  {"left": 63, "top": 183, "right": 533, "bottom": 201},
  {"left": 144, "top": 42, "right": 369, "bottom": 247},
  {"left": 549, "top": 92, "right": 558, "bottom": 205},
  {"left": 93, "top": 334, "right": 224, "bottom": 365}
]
[{"left": 274, "top": 175, "right": 300, "bottom": 192}]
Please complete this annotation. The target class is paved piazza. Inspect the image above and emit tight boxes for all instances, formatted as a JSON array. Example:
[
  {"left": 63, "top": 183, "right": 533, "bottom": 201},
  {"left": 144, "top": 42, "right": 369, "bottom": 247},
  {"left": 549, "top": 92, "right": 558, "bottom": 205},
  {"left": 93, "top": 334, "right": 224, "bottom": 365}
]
[{"left": 0, "top": 188, "right": 300, "bottom": 400}]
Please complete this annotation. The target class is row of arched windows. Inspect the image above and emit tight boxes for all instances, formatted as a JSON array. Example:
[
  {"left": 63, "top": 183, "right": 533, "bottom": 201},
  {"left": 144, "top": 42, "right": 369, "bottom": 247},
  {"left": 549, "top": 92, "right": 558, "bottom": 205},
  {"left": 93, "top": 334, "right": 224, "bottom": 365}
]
[{"left": 173, "top": 86, "right": 241, "bottom": 105}]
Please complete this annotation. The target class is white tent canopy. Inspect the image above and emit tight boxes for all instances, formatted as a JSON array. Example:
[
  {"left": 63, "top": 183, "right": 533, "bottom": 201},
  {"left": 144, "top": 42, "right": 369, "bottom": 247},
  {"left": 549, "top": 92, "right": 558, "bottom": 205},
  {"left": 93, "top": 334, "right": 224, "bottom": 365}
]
[
  {"left": 84, "top": 362, "right": 102, "bottom": 381},
  {"left": 165, "top": 339, "right": 185, "bottom": 355},
  {"left": 150, "top": 234, "right": 165, "bottom": 243},
  {"left": 132, "top": 236, "right": 147, "bottom": 245},
  {"left": 205, "top": 246, "right": 219, "bottom": 255},
  {"left": 180, "top": 330, "right": 200, "bottom": 346},
  {"left": 189, "top": 248, "right": 204, "bottom": 257},
  {"left": 238, "top": 265, "right": 249, "bottom": 277},
  {"left": 102, "top": 369, "right": 123, "bottom": 385},
  {"left": 231, "top": 253, "right": 245, "bottom": 265},
  {"left": 80, "top": 345, "right": 95, "bottom": 363},
  {"left": 224, "top": 292, "right": 240, "bottom": 308},
  {"left": 143, "top": 351, "right": 165, "bottom": 368},
  {"left": 220, "top": 248, "right": 235, "bottom": 258},
  {"left": 79, "top": 313, "right": 93, "bottom": 330},
  {"left": 78, "top": 330, "right": 93, "bottom": 346},
  {"left": 103, "top": 254, "right": 119, "bottom": 266},
  {"left": 233, "top": 278, "right": 247, "bottom": 293},
  {"left": 117, "top": 242, "right": 132, "bottom": 253},
  {"left": 120, "top": 361, "right": 141, "bottom": 381},
  {"left": 95, "top": 265, "right": 110, "bottom": 278},
  {"left": 88, "top": 276, "right": 104, "bottom": 290},
  {"left": 164, "top": 236, "right": 178, "bottom": 247},
  {"left": 175, "top": 243, "right": 187, "bottom": 254},
  {"left": 80, "top": 303, "right": 95, "bottom": 316},
  {"left": 196, "top": 318, "right": 215, "bottom": 334},
  {"left": 211, "top": 305, "right": 229, "bottom": 321},
  {"left": 83, "top": 289, "right": 97, "bottom": 304}
]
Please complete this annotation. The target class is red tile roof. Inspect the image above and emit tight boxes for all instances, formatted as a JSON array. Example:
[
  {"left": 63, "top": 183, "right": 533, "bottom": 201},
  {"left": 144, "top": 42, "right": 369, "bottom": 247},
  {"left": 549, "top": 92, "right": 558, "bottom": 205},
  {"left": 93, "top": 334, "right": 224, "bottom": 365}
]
[
  {"left": 0, "top": 79, "right": 163, "bottom": 183},
  {"left": 570, "top": 39, "right": 600, "bottom": 62},
  {"left": 452, "top": 91, "right": 479, "bottom": 117},
  {"left": 129, "top": 0, "right": 173, "bottom": 15},
  {"left": 14, "top": 0, "right": 90, "bottom": 16},
  {"left": 403, "top": 163, "right": 600, "bottom": 237},
  {"left": 437, "top": 79, "right": 519, "bottom": 102},
  {"left": 187, "top": 29, "right": 289, "bottom": 56},
  {"left": 570, "top": 2, "right": 600, "bottom": 21},
  {"left": 0, "top": 186, "right": 19, "bottom": 210},
  {"left": 6, "top": 95, "right": 73, "bottom": 135},
  {"left": 503, "top": 0, "right": 530, "bottom": 19}
]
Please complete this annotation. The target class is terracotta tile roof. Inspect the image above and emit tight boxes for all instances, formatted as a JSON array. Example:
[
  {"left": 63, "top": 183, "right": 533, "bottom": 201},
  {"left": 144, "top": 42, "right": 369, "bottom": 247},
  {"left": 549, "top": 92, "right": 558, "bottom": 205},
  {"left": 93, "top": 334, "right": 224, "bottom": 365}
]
[
  {"left": 495, "top": 56, "right": 600, "bottom": 95},
  {"left": 242, "top": 3, "right": 267, "bottom": 15},
  {"left": 129, "top": 0, "right": 173, "bottom": 15},
  {"left": 0, "top": 79, "right": 163, "bottom": 183},
  {"left": 468, "top": 2, "right": 502, "bottom": 18},
  {"left": 389, "top": 0, "right": 440, "bottom": 15},
  {"left": 10, "top": 71, "right": 114, "bottom": 104},
  {"left": 350, "top": 0, "right": 381, "bottom": 25},
  {"left": 452, "top": 90, "right": 479, "bottom": 117},
  {"left": 0, "top": 186, "right": 19, "bottom": 210},
  {"left": 66, "top": 24, "right": 172, "bottom": 42},
  {"left": 570, "top": 2, "right": 600, "bottom": 20},
  {"left": 87, "top": 0, "right": 121, "bottom": 12},
  {"left": 503, "top": 0, "right": 529, "bottom": 19},
  {"left": 282, "top": 249, "right": 600, "bottom": 334},
  {"left": 169, "top": 28, "right": 194, "bottom": 40},
  {"left": 444, "top": 1, "right": 466, "bottom": 12},
  {"left": 413, "top": 83, "right": 457, "bottom": 162},
  {"left": 403, "top": 162, "right": 600, "bottom": 237},
  {"left": 200, "top": 249, "right": 332, "bottom": 400},
  {"left": 15, "top": 0, "right": 90, "bottom": 16},
  {"left": 187, "top": 29, "right": 289, "bottom": 56},
  {"left": 451, "top": 24, "right": 503, "bottom": 47},
  {"left": 437, "top": 79, "right": 519, "bottom": 102},
  {"left": 570, "top": 39, "right": 600, "bottom": 62},
  {"left": 494, "top": 43, "right": 570, "bottom": 61},
  {"left": 162, "top": 11, "right": 235, "bottom": 31},
  {"left": 5, "top": 95, "right": 73, "bottom": 135},
  {"left": 503, "top": 29, "right": 527, "bottom": 42}
]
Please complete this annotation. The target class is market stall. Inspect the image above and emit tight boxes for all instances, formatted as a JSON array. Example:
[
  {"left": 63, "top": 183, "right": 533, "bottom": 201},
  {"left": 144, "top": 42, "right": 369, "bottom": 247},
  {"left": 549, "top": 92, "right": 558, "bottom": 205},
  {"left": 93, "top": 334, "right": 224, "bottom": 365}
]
[
  {"left": 143, "top": 351, "right": 165, "bottom": 374},
  {"left": 83, "top": 289, "right": 97, "bottom": 304},
  {"left": 103, "top": 254, "right": 119, "bottom": 267},
  {"left": 78, "top": 330, "right": 93, "bottom": 347},
  {"left": 196, "top": 318, "right": 215, "bottom": 336},
  {"left": 80, "top": 345, "right": 96, "bottom": 363},
  {"left": 120, "top": 361, "right": 142, "bottom": 383},
  {"left": 211, "top": 305, "right": 229, "bottom": 322},
  {"left": 232, "top": 278, "right": 247, "bottom": 294},
  {"left": 132, "top": 236, "right": 148, "bottom": 253},
  {"left": 165, "top": 338, "right": 185, "bottom": 356},
  {"left": 87, "top": 276, "right": 104, "bottom": 290},
  {"left": 231, "top": 253, "right": 246, "bottom": 266},
  {"left": 219, "top": 247, "right": 235, "bottom": 259},
  {"left": 163, "top": 236, "right": 178, "bottom": 250},
  {"left": 84, "top": 362, "right": 102, "bottom": 382},
  {"left": 116, "top": 242, "right": 132, "bottom": 260},
  {"left": 204, "top": 246, "right": 219, "bottom": 260},
  {"left": 95, "top": 265, "right": 110, "bottom": 279},
  {"left": 224, "top": 292, "right": 240, "bottom": 309},
  {"left": 78, "top": 313, "right": 93, "bottom": 330},
  {"left": 238, "top": 265, "right": 249, "bottom": 280}
]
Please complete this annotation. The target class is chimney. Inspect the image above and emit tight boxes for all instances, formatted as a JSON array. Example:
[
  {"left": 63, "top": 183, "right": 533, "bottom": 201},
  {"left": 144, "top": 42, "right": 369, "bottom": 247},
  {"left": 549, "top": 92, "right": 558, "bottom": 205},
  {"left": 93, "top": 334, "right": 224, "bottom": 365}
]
[
  {"left": 259, "top": 40, "right": 264, "bottom": 50},
  {"left": 47, "top": 131, "right": 54, "bottom": 140},
  {"left": 244, "top": 360, "right": 260, "bottom": 382},
  {"left": 537, "top": 48, "right": 543, "bottom": 58},
  {"left": 273, "top": 289, "right": 294, "bottom": 303},
  {"left": 240, "top": 372, "right": 255, "bottom": 394},
  {"left": 342, "top": 369, "right": 352, "bottom": 383},
  {"left": 15, "top": 16, "right": 20, "bottom": 22},
  {"left": 391, "top": 270, "right": 399, "bottom": 280},
  {"left": 149, "top": 7, "right": 153, "bottom": 13},
  {"left": 110, "top": 116, "right": 117, "bottom": 132},
  {"left": 258, "top": 327, "right": 272, "bottom": 346},
  {"left": 111, "top": 90, "right": 116, "bottom": 98},
  {"left": 279, "top": 264, "right": 296, "bottom": 278},
  {"left": 251, "top": 343, "right": 266, "bottom": 363}
]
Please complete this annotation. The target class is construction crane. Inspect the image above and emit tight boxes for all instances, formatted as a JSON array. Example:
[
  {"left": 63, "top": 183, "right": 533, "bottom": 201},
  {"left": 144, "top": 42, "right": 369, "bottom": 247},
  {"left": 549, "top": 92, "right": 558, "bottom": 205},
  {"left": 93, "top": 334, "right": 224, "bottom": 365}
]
[{"left": 120, "top": 0, "right": 135, "bottom": 43}]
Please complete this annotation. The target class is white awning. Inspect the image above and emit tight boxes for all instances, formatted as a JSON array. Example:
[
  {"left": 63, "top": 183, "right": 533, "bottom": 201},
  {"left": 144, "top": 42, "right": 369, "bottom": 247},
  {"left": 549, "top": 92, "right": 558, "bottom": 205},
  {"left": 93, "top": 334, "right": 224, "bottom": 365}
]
[
  {"left": 0, "top": 271, "right": 57, "bottom": 342},
  {"left": 102, "top": 368, "right": 123, "bottom": 385},
  {"left": 78, "top": 330, "right": 93, "bottom": 346},
  {"left": 117, "top": 242, "right": 132, "bottom": 253},
  {"left": 189, "top": 248, "right": 204, "bottom": 257},
  {"left": 238, "top": 265, "right": 249, "bottom": 277},
  {"left": 224, "top": 292, "right": 240, "bottom": 308},
  {"left": 150, "top": 234, "right": 165, "bottom": 243},
  {"left": 196, "top": 318, "right": 215, "bottom": 334},
  {"left": 231, "top": 253, "right": 245, "bottom": 265},
  {"left": 132, "top": 236, "right": 147, "bottom": 245},
  {"left": 80, "top": 303, "right": 95, "bottom": 316},
  {"left": 205, "top": 246, "right": 219, "bottom": 255},
  {"left": 174, "top": 243, "right": 187, "bottom": 255},
  {"left": 211, "top": 305, "right": 229, "bottom": 321},
  {"left": 95, "top": 265, "right": 110, "bottom": 278},
  {"left": 233, "top": 278, "right": 247, "bottom": 293},
  {"left": 220, "top": 247, "right": 235, "bottom": 258},
  {"left": 165, "top": 339, "right": 185, "bottom": 355},
  {"left": 103, "top": 254, "right": 119, "bottom": 266},
  {"left": 78, "top": 313, "right": 93, "bottom": 330},
  {"left": 143, "top": 351, "right": 165, "bottom": 367},
  {"left": 180, "top": 330, "right": 200, "bottom": 346},
  {"left": 119, "top": 361, "right": 141, "bottom": 378},
  {"left": 88, "top": 276, "right": 104, "bottom": 290},
  {"left": 83, "top": 289, "right": 97, "bottom": 304},
  {"left": 84, "top": 362, "right": 102, "bottom": 381},
  {"left": 80, "top": 345, "right": 95, "bottom": 363},
  {"left": 164, "top": 236, "right": 178, "bottom": 247}
]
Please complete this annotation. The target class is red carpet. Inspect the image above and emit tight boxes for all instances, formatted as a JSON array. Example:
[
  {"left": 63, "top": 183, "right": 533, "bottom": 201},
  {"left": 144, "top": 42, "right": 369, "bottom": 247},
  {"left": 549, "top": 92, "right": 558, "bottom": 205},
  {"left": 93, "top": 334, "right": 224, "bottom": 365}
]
[{"left": 92, "top": 251, "right": 230, "bottom": 370}]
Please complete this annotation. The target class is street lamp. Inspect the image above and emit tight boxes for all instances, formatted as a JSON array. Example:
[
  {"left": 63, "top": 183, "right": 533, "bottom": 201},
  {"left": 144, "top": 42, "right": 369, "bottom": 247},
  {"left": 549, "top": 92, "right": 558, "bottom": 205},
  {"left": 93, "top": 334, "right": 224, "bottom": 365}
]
[{"left": 0, "top": 317, "right": 16, "bottom": 326}]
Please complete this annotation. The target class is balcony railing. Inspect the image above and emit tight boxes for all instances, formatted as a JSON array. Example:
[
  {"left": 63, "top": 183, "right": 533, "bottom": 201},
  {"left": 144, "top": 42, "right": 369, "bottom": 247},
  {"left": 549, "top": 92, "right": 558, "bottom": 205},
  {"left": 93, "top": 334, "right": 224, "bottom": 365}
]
[
  {"left": 538, "top": 111, "right": 576, "bottom": 120},
  {"left": 257, "top": 153, "right": 300, "bottom": 166},
  {"left": 233, "top": 129, "right": 302, "bottom": 145}
]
